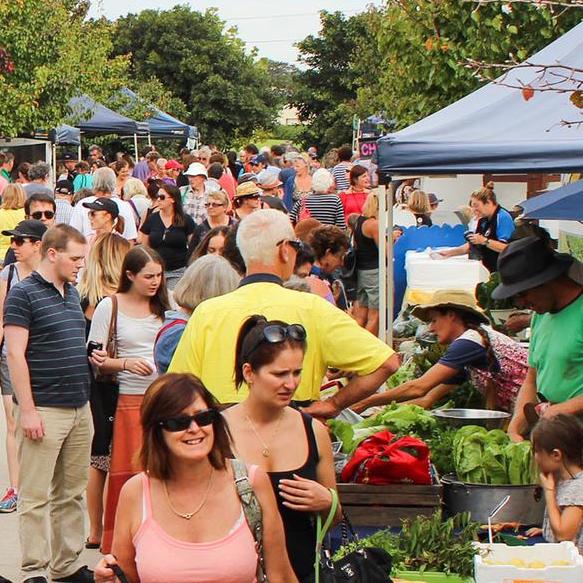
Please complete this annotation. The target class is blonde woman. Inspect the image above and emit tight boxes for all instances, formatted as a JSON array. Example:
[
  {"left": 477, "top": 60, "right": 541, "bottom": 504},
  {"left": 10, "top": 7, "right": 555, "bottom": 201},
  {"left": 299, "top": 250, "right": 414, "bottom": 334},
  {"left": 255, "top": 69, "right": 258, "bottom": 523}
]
[
  {"left": 123, "top": 177, "right": 151, "bottom": 228},
  {"left": 0, "top": 184, "right": 26, "bottom": 263},
  {"left": 407, "top": 189, "right": 433, "bottom": 227},
  {"left": 353, "top": 191, "right": 380, "bottom": 336},
  {"left": 77, "top": 233, "right": 131, "bottom": 548},
  {"left": 189, "top": 189, "right": 236, "bottom": 252}
]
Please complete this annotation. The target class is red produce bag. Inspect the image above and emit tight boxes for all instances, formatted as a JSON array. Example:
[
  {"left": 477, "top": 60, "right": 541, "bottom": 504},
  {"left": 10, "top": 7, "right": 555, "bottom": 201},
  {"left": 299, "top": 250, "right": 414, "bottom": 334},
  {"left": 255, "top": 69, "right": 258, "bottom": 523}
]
[{"left": 341, "top": 430, "right": 431, "bottom": 485}]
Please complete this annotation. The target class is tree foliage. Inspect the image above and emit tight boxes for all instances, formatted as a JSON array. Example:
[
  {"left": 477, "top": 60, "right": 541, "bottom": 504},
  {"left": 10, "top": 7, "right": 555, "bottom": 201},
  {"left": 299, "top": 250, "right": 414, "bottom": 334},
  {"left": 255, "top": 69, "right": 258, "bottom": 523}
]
[
  {"left": 0, "top": 0, "right": 128, "bottom": 137},
  {"left": 111, "top": 6, "right": 284, "bottom": 145}
]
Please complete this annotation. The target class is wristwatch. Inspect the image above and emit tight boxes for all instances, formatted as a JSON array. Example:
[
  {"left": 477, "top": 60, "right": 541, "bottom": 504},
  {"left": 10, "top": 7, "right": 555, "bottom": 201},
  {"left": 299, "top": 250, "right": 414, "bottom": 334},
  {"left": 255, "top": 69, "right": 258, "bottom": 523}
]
[{"left": 484, "top": 238, "right": 490, "bottom": 247}]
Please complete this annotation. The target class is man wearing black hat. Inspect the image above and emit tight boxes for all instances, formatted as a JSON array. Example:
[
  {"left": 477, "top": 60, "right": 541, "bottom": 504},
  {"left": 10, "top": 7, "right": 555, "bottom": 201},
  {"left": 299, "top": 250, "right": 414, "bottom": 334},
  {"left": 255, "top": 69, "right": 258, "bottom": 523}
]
[
  {"left": 492, "top": 237, "right": 583, "bottom": 441},
  {"left": 62, "top": 153, "right": 78, "bottom": 183}
]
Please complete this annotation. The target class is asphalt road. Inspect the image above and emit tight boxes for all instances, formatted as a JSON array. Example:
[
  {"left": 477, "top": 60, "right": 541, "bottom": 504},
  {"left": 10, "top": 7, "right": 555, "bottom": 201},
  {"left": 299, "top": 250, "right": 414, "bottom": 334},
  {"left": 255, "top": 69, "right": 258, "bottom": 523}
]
[{"left": 0, "top": 410, "right": 100, "bottom": 582}]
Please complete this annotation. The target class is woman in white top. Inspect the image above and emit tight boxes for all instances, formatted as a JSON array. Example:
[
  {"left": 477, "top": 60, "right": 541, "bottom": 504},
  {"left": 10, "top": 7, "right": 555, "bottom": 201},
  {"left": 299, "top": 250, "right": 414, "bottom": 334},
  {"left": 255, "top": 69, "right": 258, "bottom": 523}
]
[{"left": 88, "top": 245, "right": 169, "bottom": 552}]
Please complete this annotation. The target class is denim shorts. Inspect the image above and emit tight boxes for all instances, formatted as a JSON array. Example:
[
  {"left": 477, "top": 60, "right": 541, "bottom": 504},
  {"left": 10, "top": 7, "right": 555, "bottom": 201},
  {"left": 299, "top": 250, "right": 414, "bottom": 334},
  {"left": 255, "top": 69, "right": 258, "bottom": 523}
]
[
  {"left": 356, "top": 268, "right": 379, "bottom": 309},
  {"left": 0, "top": 353, "right": 13, "bottom": 396}
]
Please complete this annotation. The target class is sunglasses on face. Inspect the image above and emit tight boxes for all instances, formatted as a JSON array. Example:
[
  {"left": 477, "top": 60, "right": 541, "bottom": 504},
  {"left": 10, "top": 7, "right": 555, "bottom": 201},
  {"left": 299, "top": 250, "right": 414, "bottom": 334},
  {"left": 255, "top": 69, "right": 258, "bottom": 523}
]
[
  {"left": 31, "top": 210, "right": 55, "bottom": 220},
  {"left": 204, "top": 202, "right": 225, "bottom": 208},
  {"left": 88, "top": 210, "right": 107, "bottom": 217},
  {"left": 276, "top": 238, "right": 303, "bottom": 253},
  {"left": 157, "top": 194, "right": 167, "bottom": 201},
  {"left": 11, "top": 237, "right": 33, "bottom": 246},
  {"left": 158, "top": 408, "right": 218, "bottom": 432}
]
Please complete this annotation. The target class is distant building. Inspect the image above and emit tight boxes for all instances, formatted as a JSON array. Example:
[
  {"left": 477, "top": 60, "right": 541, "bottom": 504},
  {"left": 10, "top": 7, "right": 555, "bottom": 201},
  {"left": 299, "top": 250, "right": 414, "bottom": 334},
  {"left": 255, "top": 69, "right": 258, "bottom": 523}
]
[{"left": 277, "top": 106, "right": 301, "bottom": 126}]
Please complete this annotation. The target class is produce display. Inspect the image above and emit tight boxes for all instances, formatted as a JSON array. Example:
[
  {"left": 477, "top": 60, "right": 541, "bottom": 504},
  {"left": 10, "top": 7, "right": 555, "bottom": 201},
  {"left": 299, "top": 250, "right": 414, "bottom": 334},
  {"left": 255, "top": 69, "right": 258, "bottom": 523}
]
[
  {"left": 335, "top": 512, "right": 480, "bottom": 578},
  {"left": 452, "top": 426, "right": 537, "bottom": 485}
]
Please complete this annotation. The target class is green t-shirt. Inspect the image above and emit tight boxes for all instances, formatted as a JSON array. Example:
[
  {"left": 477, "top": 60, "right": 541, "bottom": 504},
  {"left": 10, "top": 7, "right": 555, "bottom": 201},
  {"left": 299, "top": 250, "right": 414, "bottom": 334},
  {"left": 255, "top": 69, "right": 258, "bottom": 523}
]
[{"left": 529, "top": 293, "right": 583, "bottom": 403}]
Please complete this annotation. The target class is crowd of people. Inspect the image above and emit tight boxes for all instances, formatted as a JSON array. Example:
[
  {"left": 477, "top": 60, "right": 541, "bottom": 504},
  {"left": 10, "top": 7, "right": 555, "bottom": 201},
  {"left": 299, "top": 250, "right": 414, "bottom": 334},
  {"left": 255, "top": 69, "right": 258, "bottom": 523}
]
[{"left": 0, "top": 142, "right": 581, "bottom": 582}]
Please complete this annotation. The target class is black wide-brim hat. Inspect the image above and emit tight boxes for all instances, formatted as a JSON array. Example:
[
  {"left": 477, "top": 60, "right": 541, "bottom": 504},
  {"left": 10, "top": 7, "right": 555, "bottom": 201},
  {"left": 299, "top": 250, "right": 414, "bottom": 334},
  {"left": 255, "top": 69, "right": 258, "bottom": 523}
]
[{"left": 492, "top": 236, "right": 574, "bottom": 300}]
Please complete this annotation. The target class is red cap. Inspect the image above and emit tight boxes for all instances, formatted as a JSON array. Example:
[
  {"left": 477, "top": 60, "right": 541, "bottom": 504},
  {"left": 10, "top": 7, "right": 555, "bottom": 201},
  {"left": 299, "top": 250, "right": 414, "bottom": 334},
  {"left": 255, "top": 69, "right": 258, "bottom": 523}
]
[{"left": 165, "top": 160, "right": 183, "bottom": 170}]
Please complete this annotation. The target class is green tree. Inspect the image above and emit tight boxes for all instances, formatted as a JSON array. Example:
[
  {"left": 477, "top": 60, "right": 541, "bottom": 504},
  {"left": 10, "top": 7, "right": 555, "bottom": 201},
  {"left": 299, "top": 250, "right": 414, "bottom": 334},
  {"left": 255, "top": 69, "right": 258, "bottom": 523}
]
[
  {"left": 359, "top": 0, "right": 581, "bottom": 129},
  {"left": 0, "top": 0, "right": 127, "bottom": 137},
  {"left": 291, "top": 11, "right": 371, "bottom": 152},
  {"left": 111, "top": 6, "right": 284, "bottom": 145}
]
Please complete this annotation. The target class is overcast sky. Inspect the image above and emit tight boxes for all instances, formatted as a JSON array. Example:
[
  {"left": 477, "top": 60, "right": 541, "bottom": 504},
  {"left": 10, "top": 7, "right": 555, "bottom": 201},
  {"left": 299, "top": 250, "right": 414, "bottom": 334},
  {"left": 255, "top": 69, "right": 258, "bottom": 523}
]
[{"left": 90, "top": 0, "right": 380, "bottom": 64}]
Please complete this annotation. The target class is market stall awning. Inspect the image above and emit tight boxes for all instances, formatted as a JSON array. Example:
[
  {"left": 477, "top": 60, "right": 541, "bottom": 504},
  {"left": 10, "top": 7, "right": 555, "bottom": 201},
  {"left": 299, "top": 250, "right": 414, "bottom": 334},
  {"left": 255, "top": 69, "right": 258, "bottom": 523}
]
[
  {"left": 50, "top": 124, "right": 81, "bottom": 146},
  {"left": 120, "top": 88, "right": 198, "bottom": 140},
  {"left": 521, "top": 180, "right": 583, "bottom": 221},
  {"left": 68, "top": 95, "right": 149, "bottom": 136},
  {"left": 377, "top": 21, "right": 583, "bottom": 175}
]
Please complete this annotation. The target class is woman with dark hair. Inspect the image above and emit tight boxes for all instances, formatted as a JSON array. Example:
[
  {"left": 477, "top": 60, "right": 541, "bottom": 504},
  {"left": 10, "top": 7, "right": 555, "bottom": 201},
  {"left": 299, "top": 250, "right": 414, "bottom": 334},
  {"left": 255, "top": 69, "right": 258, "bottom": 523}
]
[
  {"left": 439, "top": 182, "right": 515, "bottom": 272},
  {"left": 189, "top": 225, "right": 230, "bottom": 263},
  {"left": 88, "top": 245, "right": 169, "bottom": 553},
  {"left": 82, "top": 197, "right": 126, "bottom": 246},
  {"left": 353, "top": 290, "right": 528, "bottom": 414},
  {"left": 338, "top": 164, "right": 370, "bottom": 222},
  {"left": 222, "top": 223, "right": 246, "bottom": 275},
  {"left": 140, "top": 182, "right": 195, "bottom": 289},
  {"left": 94, "top": 374, "right": 297, "bottom": 583},
  {"left": 223, "top": 316, "right": 339, "bottom": 581},
  {"left": 113, "top": 159, "right": 131, "bottom": 196}
]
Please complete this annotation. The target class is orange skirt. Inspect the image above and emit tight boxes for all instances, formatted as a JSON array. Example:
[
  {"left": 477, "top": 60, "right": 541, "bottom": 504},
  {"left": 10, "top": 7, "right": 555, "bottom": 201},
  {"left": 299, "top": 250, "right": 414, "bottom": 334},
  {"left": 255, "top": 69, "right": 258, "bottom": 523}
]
[{"left": 101, "top": 394, "right": 144, "bottom": 554}]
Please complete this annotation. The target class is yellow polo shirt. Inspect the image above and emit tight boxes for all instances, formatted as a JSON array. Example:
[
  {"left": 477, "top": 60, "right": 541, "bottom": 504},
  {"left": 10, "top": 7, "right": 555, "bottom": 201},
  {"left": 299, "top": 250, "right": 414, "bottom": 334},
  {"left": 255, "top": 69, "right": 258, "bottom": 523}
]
[{"left": 168, "top": 279, "right": 394, "bottom": 403}]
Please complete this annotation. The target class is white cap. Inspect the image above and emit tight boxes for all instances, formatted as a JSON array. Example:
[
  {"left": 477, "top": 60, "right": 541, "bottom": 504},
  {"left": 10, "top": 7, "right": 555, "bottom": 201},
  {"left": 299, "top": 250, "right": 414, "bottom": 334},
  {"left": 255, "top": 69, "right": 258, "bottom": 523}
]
[{"left": 184, "top": 162, "right": 208, "bottom": 178}]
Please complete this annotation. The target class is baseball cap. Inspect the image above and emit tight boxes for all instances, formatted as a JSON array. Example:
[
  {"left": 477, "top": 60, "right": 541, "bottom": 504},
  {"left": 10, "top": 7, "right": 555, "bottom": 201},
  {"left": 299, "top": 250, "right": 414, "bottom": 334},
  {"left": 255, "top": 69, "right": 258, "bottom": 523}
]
[
  {"left": 184, "top": 162, "right": 208, "bottom": 178},
  {"left": 165, "top": 160, "right": 183, "bottom": 171},
  {"left": 62, "top": 152, "right": 76, "bottom": 161},
  {"left": 235, "top": 181, "right": 262, "bottom": 199},
  {"left": 250, "top": 154, "right": 268, "bottom": 166},
  {"left": 82, "top": 197, "right": 120, "bottom": 218},
  {"left": 54, "top": 180, "right": 74, "bottom": 195},
  {"left": 2, "top": 219, "right": 47, "bottom": 240},
  {"left": 428, "top": 193, "right": 443, "bottom": 206}
]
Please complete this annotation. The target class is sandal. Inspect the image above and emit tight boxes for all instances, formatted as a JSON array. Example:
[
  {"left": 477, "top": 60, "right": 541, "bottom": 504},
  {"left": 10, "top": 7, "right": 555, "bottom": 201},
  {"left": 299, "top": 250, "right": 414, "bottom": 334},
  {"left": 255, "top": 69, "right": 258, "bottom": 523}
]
[{"left": 85, "top": 538, "right": 100, "bottom": 550}]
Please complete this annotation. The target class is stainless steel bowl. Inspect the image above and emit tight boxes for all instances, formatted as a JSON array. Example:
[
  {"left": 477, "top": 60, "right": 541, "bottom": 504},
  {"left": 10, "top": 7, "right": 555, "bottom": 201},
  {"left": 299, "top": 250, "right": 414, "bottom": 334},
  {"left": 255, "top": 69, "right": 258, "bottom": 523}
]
[{"left": 432, "top": 408, "right": 511, "bottom": 429}]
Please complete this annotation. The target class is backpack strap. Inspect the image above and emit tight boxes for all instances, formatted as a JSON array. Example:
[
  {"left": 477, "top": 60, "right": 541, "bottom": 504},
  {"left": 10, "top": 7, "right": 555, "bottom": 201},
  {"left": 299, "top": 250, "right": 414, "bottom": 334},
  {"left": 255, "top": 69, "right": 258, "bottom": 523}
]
[
  {"left": 231, "top": 458, "right": 267, "bottom": 582},
  {"left": 154, "top": 318, "right": 188, "bottom": 346}
]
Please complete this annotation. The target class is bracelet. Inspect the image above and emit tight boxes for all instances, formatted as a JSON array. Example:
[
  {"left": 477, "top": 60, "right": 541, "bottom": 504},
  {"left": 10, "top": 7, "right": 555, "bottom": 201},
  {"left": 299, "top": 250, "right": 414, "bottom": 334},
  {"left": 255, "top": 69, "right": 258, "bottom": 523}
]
[
  {"left": 122, "top": 359, "right": 127, "bottom": 371},
  {"left": 484, "top": 238, "right": 490, "bottom": 247}
]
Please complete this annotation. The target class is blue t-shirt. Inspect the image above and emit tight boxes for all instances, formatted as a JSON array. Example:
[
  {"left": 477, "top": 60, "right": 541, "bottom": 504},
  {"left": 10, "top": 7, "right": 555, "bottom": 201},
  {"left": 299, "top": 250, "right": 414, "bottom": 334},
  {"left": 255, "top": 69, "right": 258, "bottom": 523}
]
[
  {"left": 494, "top": 208, "right": 515, "bottom": 242},
  {"left": 438, "top": 329, "right": 499, "bottom": 384}
]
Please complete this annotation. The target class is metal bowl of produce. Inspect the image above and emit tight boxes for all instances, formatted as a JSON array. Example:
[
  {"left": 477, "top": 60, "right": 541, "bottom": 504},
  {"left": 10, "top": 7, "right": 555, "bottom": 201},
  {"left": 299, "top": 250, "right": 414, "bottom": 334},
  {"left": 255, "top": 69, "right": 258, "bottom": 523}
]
[{"left": 432, "top": 408, "right": 511, "bottom": 430}]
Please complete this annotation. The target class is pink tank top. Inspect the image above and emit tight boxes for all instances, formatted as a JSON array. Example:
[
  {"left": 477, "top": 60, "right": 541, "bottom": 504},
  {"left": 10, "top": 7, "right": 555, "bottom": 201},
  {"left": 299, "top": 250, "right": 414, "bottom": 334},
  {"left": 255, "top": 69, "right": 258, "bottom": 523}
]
[{"left": 133, "top": 471, "right": 258, "bottom": 583}]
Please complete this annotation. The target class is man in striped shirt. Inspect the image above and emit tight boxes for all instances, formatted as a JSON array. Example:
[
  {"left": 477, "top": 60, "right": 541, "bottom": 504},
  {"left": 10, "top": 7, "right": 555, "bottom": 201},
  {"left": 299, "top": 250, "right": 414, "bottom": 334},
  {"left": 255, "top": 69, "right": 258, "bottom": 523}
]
[
  {"left": 5, "top": 225, "right": 93, "bottom": 583},
  {"left": 331, "top": 145, "right": 353, "bottom": 192}
]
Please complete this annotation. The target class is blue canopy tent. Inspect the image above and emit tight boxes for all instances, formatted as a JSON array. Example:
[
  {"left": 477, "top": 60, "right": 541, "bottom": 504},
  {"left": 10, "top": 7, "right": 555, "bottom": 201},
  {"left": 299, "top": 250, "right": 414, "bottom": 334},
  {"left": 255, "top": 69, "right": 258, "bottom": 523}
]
[
  {"left": 68, "top": 95, "right": 149, "bottom": 137},
  {"left": 521, "top": 180, "right": 583, "bottom": 221},
  {"left": 377, "top": 21, "right": 583, "bottom": 175},
  {"left": 120, "top": 88, "right": 198, "bottom": 141},
  {"left": 50, "top": 124, "right": 81, "bottom": 146}
]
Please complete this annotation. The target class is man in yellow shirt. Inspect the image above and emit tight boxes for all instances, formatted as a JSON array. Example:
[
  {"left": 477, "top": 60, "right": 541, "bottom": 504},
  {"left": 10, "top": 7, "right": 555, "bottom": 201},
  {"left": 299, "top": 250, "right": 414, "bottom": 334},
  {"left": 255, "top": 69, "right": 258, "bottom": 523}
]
[{"left": 169, "top": 209, "right": 399, "bottom": 418}]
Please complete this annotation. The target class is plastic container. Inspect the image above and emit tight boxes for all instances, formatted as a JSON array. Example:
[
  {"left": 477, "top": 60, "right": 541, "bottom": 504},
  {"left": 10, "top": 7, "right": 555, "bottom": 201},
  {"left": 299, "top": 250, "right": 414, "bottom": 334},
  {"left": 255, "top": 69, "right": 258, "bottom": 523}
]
[{"left": 474, "top": 541, "right": 583, "bottom": 582}]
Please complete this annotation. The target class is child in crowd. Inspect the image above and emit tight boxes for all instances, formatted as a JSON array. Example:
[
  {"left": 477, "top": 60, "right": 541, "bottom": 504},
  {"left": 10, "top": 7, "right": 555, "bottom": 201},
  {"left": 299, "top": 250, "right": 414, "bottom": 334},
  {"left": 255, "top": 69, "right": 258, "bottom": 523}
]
[{"left": 529, "top": 414, "right": 583, "bottom": 552}]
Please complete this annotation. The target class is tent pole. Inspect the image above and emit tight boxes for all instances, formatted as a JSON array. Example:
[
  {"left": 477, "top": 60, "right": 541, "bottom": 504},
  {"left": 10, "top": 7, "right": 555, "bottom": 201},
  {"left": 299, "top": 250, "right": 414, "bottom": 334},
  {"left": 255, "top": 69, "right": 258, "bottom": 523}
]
[
  {"left": 378, "top": 184, "right": 388, "bottom": 343},
  {"left": 78, "top": 144, "right": 82, "bottom": 161},
  {"left": 147, "top": 134, "right": 152, "bottom": 147},
  {"left": 386, "top": 182, "right": 394, "bottom": 347},
  {"left": 133, "top": 134, "right": 139, "bottom": 159},
  {"left": 52, "top": 144, "right": 57, "bottom": 188}
]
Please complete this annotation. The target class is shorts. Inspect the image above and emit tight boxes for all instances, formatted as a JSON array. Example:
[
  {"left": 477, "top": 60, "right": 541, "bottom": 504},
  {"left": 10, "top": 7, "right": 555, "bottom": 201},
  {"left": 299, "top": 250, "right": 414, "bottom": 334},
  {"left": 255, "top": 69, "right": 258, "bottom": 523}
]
[
  {"left": 0, "top": 353, "right": 12, "bottom": 396},
  {"left": 356, "top": 268, "right": 379, "bottom": 309},
  {"left": 165, "top": 266, "right": 186, "bottom": 291}
]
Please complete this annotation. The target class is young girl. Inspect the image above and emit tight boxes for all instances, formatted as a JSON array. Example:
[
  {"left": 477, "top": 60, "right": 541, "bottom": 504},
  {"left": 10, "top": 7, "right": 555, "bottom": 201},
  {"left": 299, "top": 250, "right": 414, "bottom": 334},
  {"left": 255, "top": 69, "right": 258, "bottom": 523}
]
[{"left": 530, "top": 414, "right": 583, "bottom": 552}]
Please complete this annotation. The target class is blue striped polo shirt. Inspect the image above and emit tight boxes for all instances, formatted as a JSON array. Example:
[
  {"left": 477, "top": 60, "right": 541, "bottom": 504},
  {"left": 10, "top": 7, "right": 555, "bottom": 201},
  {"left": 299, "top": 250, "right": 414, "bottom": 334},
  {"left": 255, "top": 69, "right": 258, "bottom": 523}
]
[{"left": 3, "top": 272, "right": 90, "bottom": 407}]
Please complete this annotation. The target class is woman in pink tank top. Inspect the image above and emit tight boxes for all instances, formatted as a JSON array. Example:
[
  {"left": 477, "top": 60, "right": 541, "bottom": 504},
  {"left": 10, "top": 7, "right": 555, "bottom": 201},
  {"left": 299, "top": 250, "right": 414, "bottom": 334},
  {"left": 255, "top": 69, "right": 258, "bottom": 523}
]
[{"left": 94, "top": 374, "right": 297, "bottom": 583}]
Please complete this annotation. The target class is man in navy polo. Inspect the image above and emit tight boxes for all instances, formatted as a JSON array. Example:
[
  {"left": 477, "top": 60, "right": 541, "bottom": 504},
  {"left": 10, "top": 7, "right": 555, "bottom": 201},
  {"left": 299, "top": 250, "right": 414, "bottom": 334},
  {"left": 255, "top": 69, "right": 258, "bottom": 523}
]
[{"left": 4, "top": 224, "right": 93, "bottom": 583}]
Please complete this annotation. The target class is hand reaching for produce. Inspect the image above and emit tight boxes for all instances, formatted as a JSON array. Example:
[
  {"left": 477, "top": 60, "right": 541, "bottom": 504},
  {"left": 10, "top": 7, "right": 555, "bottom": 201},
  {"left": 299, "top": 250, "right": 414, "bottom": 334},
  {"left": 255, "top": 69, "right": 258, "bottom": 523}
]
[{"left": 525, "top": 527, "right": 543, "bottom": 537}]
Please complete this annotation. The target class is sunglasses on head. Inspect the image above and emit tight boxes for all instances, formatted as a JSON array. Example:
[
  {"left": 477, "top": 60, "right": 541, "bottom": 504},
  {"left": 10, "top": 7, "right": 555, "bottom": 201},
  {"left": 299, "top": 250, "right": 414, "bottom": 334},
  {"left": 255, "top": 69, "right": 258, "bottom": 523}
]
[
  {"left": 205, "top": 201, "right": 224, "bottom": 208},
  {"left": 246, "top": 323, "right": 307, "bottom": 357},
  {"left": 158, "top": 408, "right": 218, "bottom": 432},
  {"left": 31, "top": 210, "right": 55, "bottom": 220},
  {"left": 11, "top": 236, "right": 33, "bottom": 246},
  {"left": 276, "top": 238, "right": 303, "bottom": 253}
]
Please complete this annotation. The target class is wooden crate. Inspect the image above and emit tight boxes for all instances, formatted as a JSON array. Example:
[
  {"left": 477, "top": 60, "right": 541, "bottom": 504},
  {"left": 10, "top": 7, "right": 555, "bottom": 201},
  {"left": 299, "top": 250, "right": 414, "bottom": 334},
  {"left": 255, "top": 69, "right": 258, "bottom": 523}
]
[{"left": 338, "top": 483, "right": 442, "bottom": 528}]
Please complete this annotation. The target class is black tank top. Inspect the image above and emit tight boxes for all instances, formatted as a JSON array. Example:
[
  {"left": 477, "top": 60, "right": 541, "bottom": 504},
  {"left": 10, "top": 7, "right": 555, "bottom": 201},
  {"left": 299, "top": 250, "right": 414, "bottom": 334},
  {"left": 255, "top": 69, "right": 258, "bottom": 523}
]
[
  {"left": 268, "top": 412, "right": 320, "bottom": 580},
  {"left": 354, "top": 215, "right": 379, "bottom": 270}
]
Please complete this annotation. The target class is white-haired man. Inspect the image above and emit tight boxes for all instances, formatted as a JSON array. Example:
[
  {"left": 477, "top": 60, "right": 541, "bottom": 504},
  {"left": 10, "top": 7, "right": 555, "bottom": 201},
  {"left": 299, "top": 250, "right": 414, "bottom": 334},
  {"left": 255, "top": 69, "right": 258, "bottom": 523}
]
[
  {"left": 69, "top": 167, "right": 137, "bottom": 241},
  {"left": 169, "top": 209, "right": 398, "bottom": 418}
]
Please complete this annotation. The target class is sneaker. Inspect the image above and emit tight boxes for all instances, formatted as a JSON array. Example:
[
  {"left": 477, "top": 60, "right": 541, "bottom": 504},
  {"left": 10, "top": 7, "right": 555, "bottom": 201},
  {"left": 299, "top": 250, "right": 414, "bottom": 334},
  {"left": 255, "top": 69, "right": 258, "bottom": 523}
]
[{"left": 0, "top": 488, "right": 16, "bottom": 513}]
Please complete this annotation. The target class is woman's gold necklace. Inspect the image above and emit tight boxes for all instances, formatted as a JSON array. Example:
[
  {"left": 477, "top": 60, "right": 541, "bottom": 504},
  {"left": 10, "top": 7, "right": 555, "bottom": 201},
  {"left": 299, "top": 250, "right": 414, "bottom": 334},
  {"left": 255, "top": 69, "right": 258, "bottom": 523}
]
[
  {"left": 163, "top": 468, "right": 214, "bottom": 520},
  {"left": 245, "top": 408, "right": 285, "bottom": 458}
]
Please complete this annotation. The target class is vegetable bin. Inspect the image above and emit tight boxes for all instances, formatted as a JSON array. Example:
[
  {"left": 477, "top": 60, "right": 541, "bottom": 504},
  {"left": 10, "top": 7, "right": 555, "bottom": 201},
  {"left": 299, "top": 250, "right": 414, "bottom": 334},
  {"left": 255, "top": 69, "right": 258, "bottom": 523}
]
[{"left": 441, "top": 474, "right": 544, "bottom": 525}]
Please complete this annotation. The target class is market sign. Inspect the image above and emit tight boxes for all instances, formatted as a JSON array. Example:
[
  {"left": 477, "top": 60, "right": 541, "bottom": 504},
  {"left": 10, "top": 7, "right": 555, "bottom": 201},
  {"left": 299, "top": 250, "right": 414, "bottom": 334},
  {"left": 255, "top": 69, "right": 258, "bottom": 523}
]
[{"left": 358, "top": 139, "right": 378, "bottom": 160}]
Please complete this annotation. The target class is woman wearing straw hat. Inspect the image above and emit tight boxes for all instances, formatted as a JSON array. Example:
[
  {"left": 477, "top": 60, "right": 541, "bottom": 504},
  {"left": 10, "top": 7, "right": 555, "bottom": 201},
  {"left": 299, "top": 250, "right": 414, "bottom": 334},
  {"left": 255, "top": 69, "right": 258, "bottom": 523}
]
[{"left": 353, "top": 289, "right": 528, "bottom": 413}]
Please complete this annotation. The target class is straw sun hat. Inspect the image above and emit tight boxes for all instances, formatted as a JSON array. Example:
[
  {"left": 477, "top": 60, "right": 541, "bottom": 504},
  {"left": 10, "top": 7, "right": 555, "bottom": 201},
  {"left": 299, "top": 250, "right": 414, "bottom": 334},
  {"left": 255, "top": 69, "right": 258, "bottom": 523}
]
[{"left": 411, "top": 289, "right": 489, "bottom": 325}]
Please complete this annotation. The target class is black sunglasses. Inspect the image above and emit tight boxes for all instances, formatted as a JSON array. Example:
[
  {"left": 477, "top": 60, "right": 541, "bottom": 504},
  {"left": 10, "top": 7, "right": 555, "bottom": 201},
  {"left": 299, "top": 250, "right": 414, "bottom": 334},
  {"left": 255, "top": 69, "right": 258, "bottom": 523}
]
[
  {"left": 31, "top": 210, "right": 55, "bottom": 220},
  {"left": 11, "top": 236, "right": 32, "bottom": 246},
  {"left": 157, "top": 194, "right": 167, "bottom": 201},
  {"left": 246, "top": 323, "right": 307, "bottom": 357},
  {"left": 158, "top": 408, "right": 218, "bottom": 432},
  {"left": 277, "top": 238, "right": 303, "bottom": 253}
]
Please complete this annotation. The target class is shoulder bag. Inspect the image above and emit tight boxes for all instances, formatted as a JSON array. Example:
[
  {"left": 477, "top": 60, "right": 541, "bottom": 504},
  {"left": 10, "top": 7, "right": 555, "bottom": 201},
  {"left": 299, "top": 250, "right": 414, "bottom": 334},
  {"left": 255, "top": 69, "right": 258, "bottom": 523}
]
[
  {"left": 232, "top": 459, "right": 268, "bottom": 583},
  {"left": 89, "top": 295, "right": 120, "bottom": 456},
  {"left": 306, "top": 488, "right": 393, "bottom": 583}
]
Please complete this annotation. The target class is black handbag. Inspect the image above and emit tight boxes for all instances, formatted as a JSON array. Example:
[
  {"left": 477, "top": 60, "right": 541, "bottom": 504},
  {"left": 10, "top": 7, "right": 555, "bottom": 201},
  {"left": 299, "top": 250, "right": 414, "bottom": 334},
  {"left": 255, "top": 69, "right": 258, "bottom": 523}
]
[
  {"left": 89, "top": 295, "right": 119, "bottom": 456},
  {"left": 305, "top": 489, "right": 393, "bottom": 583}
]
